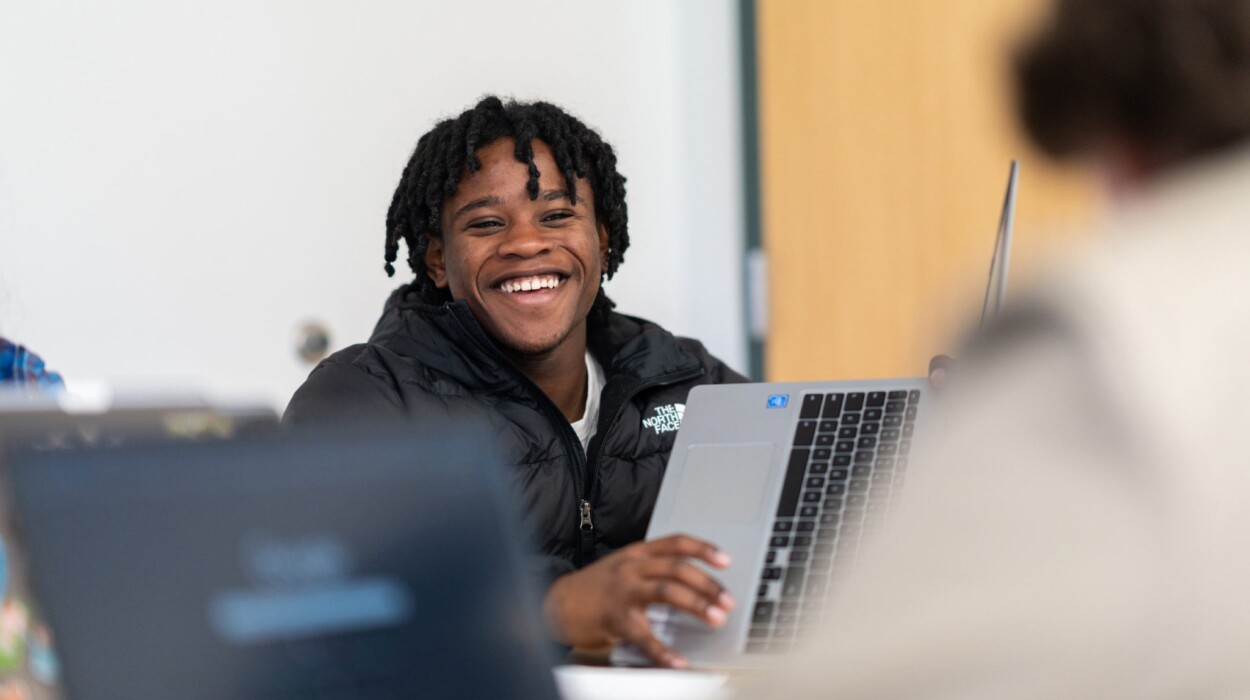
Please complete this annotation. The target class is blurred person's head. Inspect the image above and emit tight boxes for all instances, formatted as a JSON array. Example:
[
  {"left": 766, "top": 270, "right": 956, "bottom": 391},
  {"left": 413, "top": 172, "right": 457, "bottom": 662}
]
[
  {"left": 1016, "top": 0, "right": 1250, "bottom": 189},
  {"left": 383, "top": 96, "right": 628, "bottom": 359}
]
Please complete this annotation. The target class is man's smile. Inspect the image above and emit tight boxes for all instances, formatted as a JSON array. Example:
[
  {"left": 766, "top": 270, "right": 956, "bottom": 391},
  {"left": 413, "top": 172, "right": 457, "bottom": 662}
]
[{"left": 495, "top": 273, "right": 568, "bottom": 294}]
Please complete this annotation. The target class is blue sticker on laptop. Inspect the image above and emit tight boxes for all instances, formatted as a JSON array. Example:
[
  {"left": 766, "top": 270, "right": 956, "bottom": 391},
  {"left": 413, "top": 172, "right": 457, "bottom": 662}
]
[{"left": 766, "top": 394, "right": 789, "bottom": 409}]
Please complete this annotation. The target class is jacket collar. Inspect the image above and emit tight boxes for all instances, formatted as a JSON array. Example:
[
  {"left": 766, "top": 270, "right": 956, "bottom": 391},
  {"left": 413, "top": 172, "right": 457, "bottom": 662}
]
[{"left": 367, "top": 284, "right": 703, "bottom": 394}]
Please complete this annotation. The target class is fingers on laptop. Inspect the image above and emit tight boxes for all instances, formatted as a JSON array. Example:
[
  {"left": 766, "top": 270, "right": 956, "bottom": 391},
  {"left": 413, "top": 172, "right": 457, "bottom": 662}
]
[
  {"left": 623, "top": 615, "right": 689, "bottom": 669},
  {"left": 643, "top": 534, "right": 732, "bottom": 568},
  {"left": 636, "top": 558, "right": 735, "bottom": 617}
]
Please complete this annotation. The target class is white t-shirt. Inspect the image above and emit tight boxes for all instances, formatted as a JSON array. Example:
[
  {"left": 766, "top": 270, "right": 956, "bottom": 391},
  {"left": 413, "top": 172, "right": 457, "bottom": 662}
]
[{"left": 570, "top": 351, "right": 605, "bottom": 450}]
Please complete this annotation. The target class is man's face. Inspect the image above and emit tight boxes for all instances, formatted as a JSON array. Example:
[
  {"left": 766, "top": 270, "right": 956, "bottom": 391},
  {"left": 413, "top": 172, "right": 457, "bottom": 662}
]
[{"left": 425, "top": 138, "right": 609, "bottom": 357}]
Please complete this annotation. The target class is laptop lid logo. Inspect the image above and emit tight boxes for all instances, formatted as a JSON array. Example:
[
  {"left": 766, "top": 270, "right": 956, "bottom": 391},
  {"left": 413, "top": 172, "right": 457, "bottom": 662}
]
[{"left": 766, "top": 394, "right": 789, "bottom": 409}]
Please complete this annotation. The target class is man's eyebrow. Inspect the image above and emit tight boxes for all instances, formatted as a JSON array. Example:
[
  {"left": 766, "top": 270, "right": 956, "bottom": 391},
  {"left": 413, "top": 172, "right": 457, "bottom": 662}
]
[
  {"left": 539, "top": 189, "right": 573, "bottom": 202},
  {"left": 452, "top": 196, "right": 501, "bottom": 221}
]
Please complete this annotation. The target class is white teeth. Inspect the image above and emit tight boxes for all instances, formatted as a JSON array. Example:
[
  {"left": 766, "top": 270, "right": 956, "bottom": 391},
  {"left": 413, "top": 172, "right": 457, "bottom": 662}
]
[{"left": 500, "top": 274, "right": 562, "bottom": 293}]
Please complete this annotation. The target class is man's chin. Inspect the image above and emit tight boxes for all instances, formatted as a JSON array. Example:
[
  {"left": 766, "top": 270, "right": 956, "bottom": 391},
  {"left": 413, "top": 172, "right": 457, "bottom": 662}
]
[{"left": 490, "top": 325, "right": 578, "bottom": 360}]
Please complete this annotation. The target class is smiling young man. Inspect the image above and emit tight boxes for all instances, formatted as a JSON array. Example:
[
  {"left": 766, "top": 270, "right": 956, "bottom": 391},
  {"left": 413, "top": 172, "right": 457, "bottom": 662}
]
[{"left": 284, "top": 96, "right": 746, "bottom": 666}]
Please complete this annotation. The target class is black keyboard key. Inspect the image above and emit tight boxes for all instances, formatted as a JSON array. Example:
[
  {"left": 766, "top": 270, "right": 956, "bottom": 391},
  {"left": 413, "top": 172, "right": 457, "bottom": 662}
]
[
  {"left": 820, "top": 512, "right": 840, "bottom": 525},
  {"left": 802, "top": 490, "right": 822, "bottom": 503},
  {"left": 770, "top": 536, "right": 790, "bottom": 548},
  {"left": 793, "top": 420, "right": 817, "bottom": 446},
  {"left": 864, "top": 408, "right": 883, "bottom": 421},
  {"left": 852, "top": 465, "right": 872, "bottom": 477},
  {"left": 817, "top": 526, "right": 838, "bottom": 541},
  {"left": 883, "top": 415, "right": 903, "bottom": 427},
  {"left": 818, "top": 420, "right": 838, "bottom": 433},
  {"left": 849, "top": 478, "right": 869, "bottom": 493},
  {"left": 844, "top": 507, "right": 864, "bottom": 521},
  {"left": 753, "top": 601, "right": 776, "bottom": 622},
  {"left": 902, "top": 424, "right": 915, "bottom": 438},
  {"left": 777, "top": 448, "right": 810, "bottom": 517},
  {"left": 908, "top": 389, "right": 921, "bottom": 403},
  {"left": 841, "top": 413, "right": 861, "bottom": 426},
  {"left": 854, "top": 451, "right": 873, "bottom": 464},
  {"left": 814, "top": 541, "right": 834, "bottom": 556},
  {"left": 905, "top": 406, "right": 918, "bottom": 420},
  {"left": 800, "top": 394, "right": 823, "bottom": 419},
  {"left": 810, "top": 462, "right": 829, "bottom": 474},
  {"left": 838, "top": 427, "right": 858, "bottom": 439},
  {"left": 829, "top": 469, "right": 849, "bottom": 481},
  {"left": 879, "top": 443, "right": 898, "bottom": 456},
  {"left": 845, "top": 393, "right": 865, "bottom": 411},
  {"left": 766, "top": 550, "right": 777, "bottom": 563},
  {"left": 782, "top": 567, "right": 806, "bottom": 598},
  {"left": 794, "top": 534, "right": 813, "bottom": 546},
  {"left": 881, "top": 429, "right": 900, "bottom": 441},
  {"left": 867, "top": 391, "right": 886, "bottom": 407},
  {"left": 762, "top": 567, "right": 783, "bottom": 580},
  {"left": 885, "top": 400, "right": 905, "bottom": 414},
  {"left": 774, "top": 521, "right": 793, "bottom": 532},
  {"left": 875, "top": 456, "right": 895, "bottom": 469},
  {"left": 814, "top": 448, "right": 833, "bottom": 460},
  {"left": 758, "top": 584, "right": 769, "bottom": 598},
  {"left": 816, "top": 434, "right": 835, "bottom": 446},
  {"left": 861, "top": 422, "right": 880, "bottom": 436},
  {"left": 887, "top": 390, "right": 907, "bottom": 400},
  {"left": 832, "top": 455, "right": 852, "bottom": 467},
  {"left": 823, "top": 497, "right": 844, "bottom": 510},
  {"left": 871, "top": 472, "right": 892, "bottom": 485},
  {"left": 847, "top": 494, "right": 867, "bottom": 507},
  {"left": 796, "top": 521, "right": 816, "bottom": 532},
  {"left": 790, "top": 550, "right": 810, "bottom": 563},
  {"left": 857, "top": 436, "right": 877, "bottom": 449},
  {"left": 835, "top": 440, "right": 855, "bottom": 453},
  {"left": 822, "top": 393, "right": 844, "bottom": 418},
  {"left": 827, "top": 483, "right": 846, "bottom": 496},
  {"left": 799, "top": 505, "right": 818, "bottom": 517}
]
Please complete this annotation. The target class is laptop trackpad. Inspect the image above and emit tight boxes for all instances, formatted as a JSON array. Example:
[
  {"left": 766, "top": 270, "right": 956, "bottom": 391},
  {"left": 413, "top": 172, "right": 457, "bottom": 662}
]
[{"left": 673, "top": 443, "right": 775, "bottom": 525}]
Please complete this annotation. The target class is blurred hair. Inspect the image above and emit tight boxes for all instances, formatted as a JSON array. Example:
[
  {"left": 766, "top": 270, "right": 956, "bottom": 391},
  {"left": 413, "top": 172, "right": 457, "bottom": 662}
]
[
  {"left": 384, "top": 96, "right": 629, "bottom": 319},
  {"left": 1016, "top": 0, "right": 1250, "bottom": 160}
]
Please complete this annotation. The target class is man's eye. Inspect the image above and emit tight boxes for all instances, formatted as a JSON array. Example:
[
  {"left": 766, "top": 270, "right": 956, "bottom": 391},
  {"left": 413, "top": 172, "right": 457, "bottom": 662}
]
[
  {"left": 468, "top": 220, "right": 502, "bottom": 230},
  {"left": 542, "top": 211, "right": 573, "bottom": 222}
]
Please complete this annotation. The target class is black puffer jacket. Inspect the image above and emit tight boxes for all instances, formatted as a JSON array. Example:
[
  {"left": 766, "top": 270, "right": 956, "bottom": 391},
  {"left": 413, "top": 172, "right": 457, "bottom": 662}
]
[{"left": 284, "top": 286, "right": 746, "bottom": 583}]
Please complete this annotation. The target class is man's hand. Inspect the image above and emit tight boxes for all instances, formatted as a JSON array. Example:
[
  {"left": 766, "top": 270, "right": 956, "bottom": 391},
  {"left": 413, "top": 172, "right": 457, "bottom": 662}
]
[{"left": 543, "top": 534, "right": 734, "bottom": 668}]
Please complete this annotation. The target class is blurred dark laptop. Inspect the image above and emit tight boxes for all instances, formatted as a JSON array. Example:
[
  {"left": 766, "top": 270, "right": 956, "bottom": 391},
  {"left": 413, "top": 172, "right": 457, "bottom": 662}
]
[{"left": 0, "top": 428, "right": 559, "bottom": 700}]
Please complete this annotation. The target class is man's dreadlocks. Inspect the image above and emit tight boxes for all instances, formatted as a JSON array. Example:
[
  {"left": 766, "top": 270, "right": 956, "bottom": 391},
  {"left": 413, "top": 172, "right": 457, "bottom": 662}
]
[{"left": 384, "top": 96, "right": 630, "bottom": 318}]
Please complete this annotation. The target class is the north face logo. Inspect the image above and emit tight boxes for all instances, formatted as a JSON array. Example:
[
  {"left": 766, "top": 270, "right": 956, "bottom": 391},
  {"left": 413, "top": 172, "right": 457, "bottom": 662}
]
[{"left": 642, "top": 403, "right": 685, "bottom": 435}]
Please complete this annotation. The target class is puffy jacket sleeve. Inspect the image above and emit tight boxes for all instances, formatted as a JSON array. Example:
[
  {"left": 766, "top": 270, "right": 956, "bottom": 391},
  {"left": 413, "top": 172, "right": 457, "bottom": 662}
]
[{"left": 282, "top": 345, "right": 406, "bottom": 427}]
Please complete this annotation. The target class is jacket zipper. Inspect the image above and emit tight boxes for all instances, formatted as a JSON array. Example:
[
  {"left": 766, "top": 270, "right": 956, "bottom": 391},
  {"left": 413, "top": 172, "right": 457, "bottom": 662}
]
[{"left": 578, "top": 366, "right": 704, "bottom": 563}]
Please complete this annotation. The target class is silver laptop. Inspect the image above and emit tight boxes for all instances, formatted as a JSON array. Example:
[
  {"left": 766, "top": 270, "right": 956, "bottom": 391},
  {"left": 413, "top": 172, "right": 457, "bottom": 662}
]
[{"left": 615, "top": 161, "right": 1020, "bottom": 668}]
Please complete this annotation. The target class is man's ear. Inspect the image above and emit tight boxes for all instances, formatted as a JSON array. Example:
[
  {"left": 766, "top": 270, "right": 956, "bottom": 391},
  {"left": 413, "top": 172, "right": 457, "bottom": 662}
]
[
  {"left": 424, "top": 236, "right": 449, "bottom": 289},
  {"left": 597, "top": 223, "right": 610, "bottom": 273}
]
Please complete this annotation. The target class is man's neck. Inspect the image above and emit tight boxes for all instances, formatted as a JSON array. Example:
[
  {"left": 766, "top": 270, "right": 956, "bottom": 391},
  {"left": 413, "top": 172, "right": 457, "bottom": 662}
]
[{"left": 506, "top": 329, "right": 590, "bottom": 424}]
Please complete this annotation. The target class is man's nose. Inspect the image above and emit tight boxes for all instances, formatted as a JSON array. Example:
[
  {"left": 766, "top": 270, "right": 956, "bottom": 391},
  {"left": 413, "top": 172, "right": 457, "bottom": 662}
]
[{"left": 498, "top": 220, "right": 553, "bottom": 258}]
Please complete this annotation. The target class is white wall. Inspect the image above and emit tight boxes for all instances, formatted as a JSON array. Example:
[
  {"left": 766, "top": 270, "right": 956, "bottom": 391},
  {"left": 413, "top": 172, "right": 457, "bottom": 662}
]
[{"left": 0, "top": 0, "right": 746, "bottom": 409}]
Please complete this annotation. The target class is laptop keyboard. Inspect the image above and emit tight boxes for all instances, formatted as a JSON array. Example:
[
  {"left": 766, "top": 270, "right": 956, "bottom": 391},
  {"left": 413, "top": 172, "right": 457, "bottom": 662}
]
[{"left": 746, "top": 389, "right": 920, "bottom": 654}]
